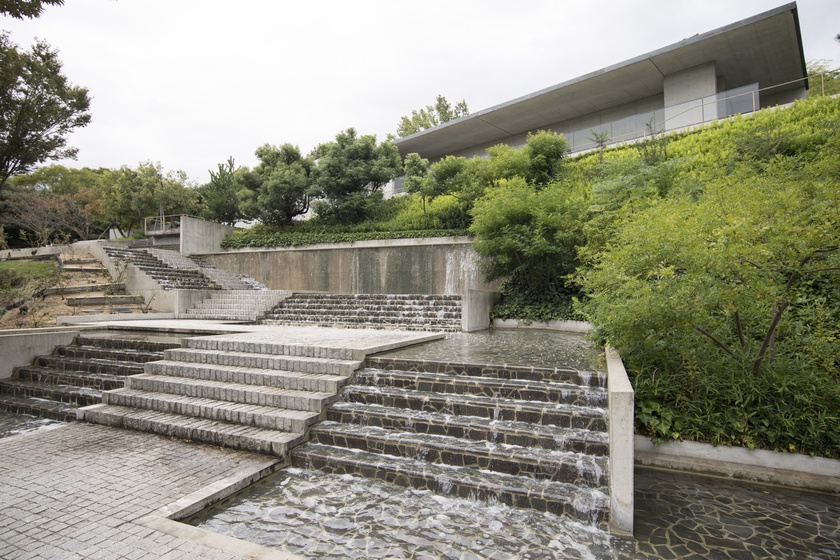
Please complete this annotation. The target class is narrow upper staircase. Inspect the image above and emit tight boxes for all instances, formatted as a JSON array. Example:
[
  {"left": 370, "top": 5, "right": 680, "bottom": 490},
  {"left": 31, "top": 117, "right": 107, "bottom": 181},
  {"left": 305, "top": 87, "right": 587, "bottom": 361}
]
[
  {"left": 0, "top": 332, "right": 181, "bottom": 421},
  {"left": 80, "top": 334, "right": 360, "bottom": 456},
  {"left": 262, "top": 293, "right": 463, "bottom": 332},
  {"left": 291, "top": 355, "right": 611, "bottom": 526}
]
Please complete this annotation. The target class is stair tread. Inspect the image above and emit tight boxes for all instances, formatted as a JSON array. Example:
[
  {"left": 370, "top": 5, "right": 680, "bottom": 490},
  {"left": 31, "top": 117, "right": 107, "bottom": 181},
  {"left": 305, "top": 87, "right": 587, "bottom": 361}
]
[
  {"left": 0, "top": 378, "right": 102, "bottom": 397},
  {"left": 83, "top": 404, "right": 301, "bottom": 442},
  {"left": 108, "top": 388, "right": 320, "bottom": 421},
  {"left": 291, "top": 442, "right": 609, "bottom": 524},
  {"left": 167, "top": 348, "right": 358, "bottom": 368},
  {"left": 328, "top": 401, "right": 608, "bottom": 450},
  {"left": 13, "top": 365, "right": 127, "bottom": 385},
  {"left": 310, "top": 421, "right": 608, "bottom": 486},
  {"left": 129, "top": 374, "right": 335, "bottom": 400},
  {"left": 149, "top": 360, "right": 348, "bottom": 384}
]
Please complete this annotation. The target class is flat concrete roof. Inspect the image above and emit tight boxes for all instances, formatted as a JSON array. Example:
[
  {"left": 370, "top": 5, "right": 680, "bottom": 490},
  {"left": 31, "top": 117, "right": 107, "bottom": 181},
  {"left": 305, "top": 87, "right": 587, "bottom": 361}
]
[{"left": 396, "top": 2, "right": 806, "bottom": 160}]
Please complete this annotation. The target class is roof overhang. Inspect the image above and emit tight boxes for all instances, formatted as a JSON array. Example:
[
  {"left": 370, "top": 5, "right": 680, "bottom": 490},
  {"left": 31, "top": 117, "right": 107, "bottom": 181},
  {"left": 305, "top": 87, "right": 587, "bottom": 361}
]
[{"left": 396, "top": 2, "right": 807, "bottom": 160}]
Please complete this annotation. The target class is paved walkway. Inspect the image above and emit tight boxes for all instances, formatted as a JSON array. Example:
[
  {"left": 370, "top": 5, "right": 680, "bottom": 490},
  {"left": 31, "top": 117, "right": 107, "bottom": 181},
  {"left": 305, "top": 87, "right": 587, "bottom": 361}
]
[{"left": 0, "top": 422, "right": 295, "bottom": 560}]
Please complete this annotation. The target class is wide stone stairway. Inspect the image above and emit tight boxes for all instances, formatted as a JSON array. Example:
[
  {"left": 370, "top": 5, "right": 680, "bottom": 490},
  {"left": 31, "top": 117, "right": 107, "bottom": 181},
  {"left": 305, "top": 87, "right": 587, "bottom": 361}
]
[
  {"left": 0, "top": 332, "right": 181, "bottom": 421},
  {"left": 262, "top": 293, "right": 463, "bottom": 331},
  {"left": 291, "top": 355, "right": 611, "bottom": 526},
  {"left": 80, "top": 333, "right": 362, "bottom": 456},
  {"left": 104, "top": 246, "right": 220, "bottom": 290}
]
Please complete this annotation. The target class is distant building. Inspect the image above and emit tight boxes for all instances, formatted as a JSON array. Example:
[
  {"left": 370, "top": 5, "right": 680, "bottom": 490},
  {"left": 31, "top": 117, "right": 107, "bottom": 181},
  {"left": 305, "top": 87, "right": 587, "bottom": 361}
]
[{"left": 389, "top": 2, "right": 806, "bottom": 195}]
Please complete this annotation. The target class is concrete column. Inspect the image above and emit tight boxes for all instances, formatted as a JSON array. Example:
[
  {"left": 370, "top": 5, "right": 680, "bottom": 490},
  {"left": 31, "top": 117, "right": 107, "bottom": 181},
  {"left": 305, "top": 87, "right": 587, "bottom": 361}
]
[
  {"left": 663, "top": 61, "right": 718, "bottom": 130},
  {"left": 606, "top": 346, "right": 634, "bottom": 535}
]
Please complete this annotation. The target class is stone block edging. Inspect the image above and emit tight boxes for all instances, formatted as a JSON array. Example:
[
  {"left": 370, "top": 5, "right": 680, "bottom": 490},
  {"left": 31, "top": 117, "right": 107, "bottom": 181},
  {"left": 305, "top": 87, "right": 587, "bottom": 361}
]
[
  {"left": 635, "top": 435, "right": 840, "bottom": 493},
  {"left": 57, "top": 312, "right": 177, "bottom": 325},
  {"left": 493, "top": 319, "right": 593, "bottom": 333}
]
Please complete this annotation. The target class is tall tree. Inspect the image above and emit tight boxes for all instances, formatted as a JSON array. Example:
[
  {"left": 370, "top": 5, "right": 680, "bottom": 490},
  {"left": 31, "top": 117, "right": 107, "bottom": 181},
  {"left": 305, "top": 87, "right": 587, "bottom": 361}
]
[
  {"left": 198, "top": 157, "right": 242, "bottom": 226},
  {"left": 0, "top": 33, "right": 91, "bottom": 193},
  {"left": 311, "top": 129, "right": 402, "bottom": 224},
  {"left": 236, "top": 144, "right": 313, "bottom": 226},
  {"left": 396, "top": 95, "right": 469, "bottom": 137},
  {"left": 0, "top": 0, "right": 63, "bottom": 19}
]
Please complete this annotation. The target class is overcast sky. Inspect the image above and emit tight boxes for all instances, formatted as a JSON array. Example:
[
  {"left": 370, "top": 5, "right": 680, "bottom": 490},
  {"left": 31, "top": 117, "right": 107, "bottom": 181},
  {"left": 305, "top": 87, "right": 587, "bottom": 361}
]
[{"left": 2, "top": 0, "right": 838, "bottom": 183}]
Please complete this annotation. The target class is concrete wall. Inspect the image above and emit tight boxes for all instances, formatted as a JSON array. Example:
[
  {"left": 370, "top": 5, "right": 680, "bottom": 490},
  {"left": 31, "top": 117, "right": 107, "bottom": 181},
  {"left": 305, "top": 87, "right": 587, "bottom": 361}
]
[
  {"left": 664, "top": 62, "right": 719, "bottom": 128},
  {"left": 181, "top": 216, "right": 236, "bottom": 256},
  {"left": 0, "top": 328, "right": 93, "bottom": 379},
  {"left": 606, "top": 347, "right": 634, "bottom": 535},
  {"left": 203, "top": 237, "right": 499, "bottom": 296}
]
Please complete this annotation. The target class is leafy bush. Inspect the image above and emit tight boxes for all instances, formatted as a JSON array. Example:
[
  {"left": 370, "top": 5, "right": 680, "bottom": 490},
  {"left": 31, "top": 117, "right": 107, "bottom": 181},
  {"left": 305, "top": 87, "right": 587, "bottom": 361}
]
[{"left": 221, "top": 226, "right": 468, "bottom": 249}]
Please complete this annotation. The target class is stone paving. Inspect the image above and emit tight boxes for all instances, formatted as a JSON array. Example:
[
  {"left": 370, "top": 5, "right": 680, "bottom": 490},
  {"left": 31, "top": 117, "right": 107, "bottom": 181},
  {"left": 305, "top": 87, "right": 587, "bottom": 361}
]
[{"left": 0, "top": 422, "right": 291, "bottom": 560}]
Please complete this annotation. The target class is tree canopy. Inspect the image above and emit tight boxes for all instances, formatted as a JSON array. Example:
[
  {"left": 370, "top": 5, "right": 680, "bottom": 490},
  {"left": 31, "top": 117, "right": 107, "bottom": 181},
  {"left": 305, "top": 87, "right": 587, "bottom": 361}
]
[
  {"left": 0, "top": 0, "right": 62, "bottom": 19},
  {"left": 396, "top": 95, "right": 469, "bottom": 137},
  {"left": 236, "top": 144, "right": 314, "bottom": 226},
  {"left": 311, "top": 128, "right": 401, "bottom": 224},
  {"left": 0, "top": 33, "right": 91, "bottom": 193}
]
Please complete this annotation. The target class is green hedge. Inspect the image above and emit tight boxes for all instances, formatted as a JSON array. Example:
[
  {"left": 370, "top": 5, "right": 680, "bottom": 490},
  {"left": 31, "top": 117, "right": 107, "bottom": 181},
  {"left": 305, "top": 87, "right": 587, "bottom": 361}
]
[{"left": 221, "top": 228, "right": 470, "bottom": 249}]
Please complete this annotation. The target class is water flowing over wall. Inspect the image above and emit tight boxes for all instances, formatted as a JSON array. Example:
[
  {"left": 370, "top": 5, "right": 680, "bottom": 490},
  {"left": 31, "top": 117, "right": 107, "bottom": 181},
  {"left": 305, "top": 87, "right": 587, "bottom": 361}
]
[{"left": 200, "top": 237, "right": 500, "bottom": 296}]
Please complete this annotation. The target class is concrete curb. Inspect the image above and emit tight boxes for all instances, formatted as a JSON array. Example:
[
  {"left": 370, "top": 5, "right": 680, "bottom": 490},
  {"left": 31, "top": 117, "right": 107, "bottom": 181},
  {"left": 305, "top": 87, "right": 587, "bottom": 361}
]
[{"left": 635, "top": 435, "right": 840, "bottom": 493}]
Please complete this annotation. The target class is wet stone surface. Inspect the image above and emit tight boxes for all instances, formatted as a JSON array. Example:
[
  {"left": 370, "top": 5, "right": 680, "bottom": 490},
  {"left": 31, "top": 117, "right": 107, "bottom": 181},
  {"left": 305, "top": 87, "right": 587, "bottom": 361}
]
[
  {"left": 0, "top": 410, "right": 61, "bottom": 438},
  {"left": 378, "top": 329, "right": 601, "bottom": 371},
  {"left": 189, "top": 466, "right": 840, "bottom": 559}
]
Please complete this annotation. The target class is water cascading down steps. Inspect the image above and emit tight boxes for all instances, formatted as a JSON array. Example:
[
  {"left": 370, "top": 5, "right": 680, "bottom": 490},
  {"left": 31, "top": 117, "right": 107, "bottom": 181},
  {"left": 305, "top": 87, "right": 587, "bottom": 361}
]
[
  {"left": 291, "top": 355, "right": 611, "bottom": 526},
  {"left": 0, "top": 333, "right": 181, "bottom": 421}
]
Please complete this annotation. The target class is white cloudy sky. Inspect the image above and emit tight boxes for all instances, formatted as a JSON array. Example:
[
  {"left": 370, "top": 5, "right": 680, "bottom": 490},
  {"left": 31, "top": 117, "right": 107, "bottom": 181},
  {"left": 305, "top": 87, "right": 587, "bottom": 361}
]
[{"left": 2, "top": 0, "right": 838, "bottom": 183}]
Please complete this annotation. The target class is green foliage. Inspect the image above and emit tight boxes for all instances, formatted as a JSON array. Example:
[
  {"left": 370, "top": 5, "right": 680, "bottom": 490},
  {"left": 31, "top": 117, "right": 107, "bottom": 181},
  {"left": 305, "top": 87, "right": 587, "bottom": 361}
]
[
  {"left": 311, "top": 129, "right": 402, "bottom": 224},
  {"left": 0, "top": 259, "right": 59, "bottom": 307},
  {"left": 396, "top": 95, "right": 468, "bottom": 137},
  {"left": 198, "top": 157, "right": 242, "bottom": 226},
  {"left": 576, "top": 96, "right": 840, "bottom": 457},
  {"left": 104, "top": 162, "right": 199, "bottom": 236},
  {"left": 0, "top": 32, "right": 91, "bottom": 193},
  {"left": 0, "top": 0, "right": 63, "bottom": 19},
  {"left": 236, "top": 144, "right": 313, "bottom": 226},
  {"left": 220, "top": 225, "right": 467, "bottom": 249},
  {"left": 807, "top": 60, "right": 840, "bottom": 98}
]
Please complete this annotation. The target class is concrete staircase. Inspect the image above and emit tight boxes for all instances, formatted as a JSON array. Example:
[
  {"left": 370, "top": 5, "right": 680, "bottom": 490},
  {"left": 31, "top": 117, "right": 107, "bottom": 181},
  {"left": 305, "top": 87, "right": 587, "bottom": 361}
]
[
  {"left": 80, "top": 335, "right": 359, "bottom": 457},
  {"left": 149, "top": 248, "right": 267, "bottom": 290},
  {"left": 182, "top": 290, "right": 290, "bottom": 322},
  {"left": 262, "top": 293, "right": 463, "bottom": 332},
  {"left": 291, "top": 356, "right": 611, "bottom": 525},
  {"left": 0, "top": 333, "right": 181, "bottom": 421},
  {"left": 103, "top": 247, "right": 220, "bottom": 290}
]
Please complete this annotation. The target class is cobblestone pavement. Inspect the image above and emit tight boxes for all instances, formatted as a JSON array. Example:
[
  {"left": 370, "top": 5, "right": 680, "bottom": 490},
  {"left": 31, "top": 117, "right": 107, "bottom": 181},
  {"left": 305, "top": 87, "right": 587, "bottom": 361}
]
[{"left": 0, "top": 422, "right": 287, "bottom": 560}]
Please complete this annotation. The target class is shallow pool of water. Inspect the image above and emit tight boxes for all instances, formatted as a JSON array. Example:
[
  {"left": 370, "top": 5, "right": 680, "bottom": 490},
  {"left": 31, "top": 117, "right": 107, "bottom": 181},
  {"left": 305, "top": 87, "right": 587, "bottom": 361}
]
[
  {"left": 0, "top": 410, "right": 61, "bottom": 439},
  {"left": 188, "top": 467, "right": 623, "bottom": 559},
  {"left": 377, "top": 329, "right": 602, "bottom": 371}
]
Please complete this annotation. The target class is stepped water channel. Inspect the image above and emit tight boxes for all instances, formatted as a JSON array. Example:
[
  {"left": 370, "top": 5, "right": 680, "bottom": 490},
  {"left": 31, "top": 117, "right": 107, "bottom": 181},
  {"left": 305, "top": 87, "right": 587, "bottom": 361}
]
[{"left": 185, "top": 329, "right": 622, "bottom": 559}]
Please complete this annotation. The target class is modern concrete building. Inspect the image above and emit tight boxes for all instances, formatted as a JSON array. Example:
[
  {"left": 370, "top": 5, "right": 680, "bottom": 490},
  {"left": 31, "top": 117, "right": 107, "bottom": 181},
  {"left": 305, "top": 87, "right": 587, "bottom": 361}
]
[{"left": 393, "top": 2, "right": 807, "bottom": 176}]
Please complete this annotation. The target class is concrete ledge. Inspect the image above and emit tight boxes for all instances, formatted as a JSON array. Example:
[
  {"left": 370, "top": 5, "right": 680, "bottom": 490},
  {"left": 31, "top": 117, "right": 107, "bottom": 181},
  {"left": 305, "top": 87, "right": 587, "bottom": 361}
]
[
  {"left": 635, "top": 436, "right": 840, "bottom": 494},
  {"left": 606, "top": 347, "right": 634, "bottom": 535},
  {"left": 493, "top": 319, "right": 593, "bottom": 333},
  {"left": 57, "top": 312, "right": 177, "bottom": 325},
  {"left": 136, "top": 458, "right": 302, "bottom": 560}
]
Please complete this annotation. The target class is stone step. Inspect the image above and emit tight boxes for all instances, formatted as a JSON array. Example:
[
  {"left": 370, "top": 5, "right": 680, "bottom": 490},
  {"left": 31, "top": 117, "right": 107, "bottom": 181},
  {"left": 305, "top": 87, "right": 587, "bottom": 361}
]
[
  {"left": 102, "top": 388, "right": 320, "bottom": 432},
  {"left": 309, "top": 421, "right": 608, "bottom": 487},
  {"left": 326, "top": 402, "right": 609, "bottom": 456},
  {"left": 0, "top": 379, "right": 101, "bottom": 407},
  {"left": 261, "top": 319, "right": 462, "bottom": 332},
  {"left": 36, "top": 356, "right": 146, "bottom": 376},
  {"left": 164, "top": 348, "right": 358, "bottom": 376},
  {"left": 266, "top": 308, "right": 462, "bottom": 319},
  {"left": 145, "top": 360, "right": 349, "bottom": 393},
  {"left": 0, "top": 394, "right": 77, "bottom": 422},
  {"left": 340, "top": 385, "right": 608, "bottom": 432},
  {"left": 289, "top": 294, "right": 462, "bottom": 302},
  {"left": 183, "top": 338, "right": 361, "bottom": 361},
  {"left": 79, "top": 404, "right": 302, "bottom": 457},
  {"left": 125, "top": 374, "right": 336, "bottom": 412},
  {"left": 180, "top": 313, "right": 256, "bottom": 321},
  {"left": 364, "top": 357, "right": 607, "bottom": 388},
  {"left": 290, "top": 443, "right": 609, "bottom": 526},
  {"left": 66, "top": 295, "right": 144, "bottom": 306},
  {"left": 354, "top": 368, "right": 607, "bottom": 408},
  {"left": 13, "top": 366, "right": 126, "bottom": 391},
  {"left": 54, "top": 344, "right": 165, "bottom": 364},
  {"left": 75, "top": 335, "right": 181, "bottom": 353},
  {"left": 262, "top": 314, "right": 462, "bottom": 326}
]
